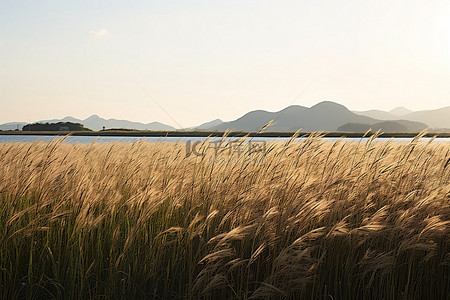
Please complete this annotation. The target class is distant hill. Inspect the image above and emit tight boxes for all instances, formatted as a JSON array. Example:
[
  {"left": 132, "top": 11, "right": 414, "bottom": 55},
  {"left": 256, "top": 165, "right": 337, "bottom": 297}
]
[
  {"left": 0, "top": 122, "right": 28, "bottom": 131},
  {"left": 389, "top": 107, "right": 412, "bottom": 116},
  {"left": 352, "top": 106, "right": 413, "bottom": 120},
  {"left": 22, "top": 122, "right": 91, "bottom": 131},
  {"left": 210, "top": 101, "right": 378, "bottom": 131},
  {"left": 40, "top": 116, "right": 84, "bottom": 124},
  {"left": 81, "top": 115, "right": 176, "bottom": 131},
  {"left": 34, "top": 115, "right": 176, "bottom": 131},
  {"left": 183, "top": 119, "right": 224, "bottom": 130},
  {"left": 352, "top": 110, "right": 396, "bottom": 120},
  {"left": 338, "top": 120, "right": 428, "bottom": 133},
  {"left": 354, "top": 106, "right": 450, "bottom": 128},
  {"left": 404, "top": 107, "right": 450, "bottom": 129},
  {"left": 1, "top": 115, "right": 175, "bottom": 132},
  {"left": 195, "top": 119, "right": 223, "bottom": 130}
]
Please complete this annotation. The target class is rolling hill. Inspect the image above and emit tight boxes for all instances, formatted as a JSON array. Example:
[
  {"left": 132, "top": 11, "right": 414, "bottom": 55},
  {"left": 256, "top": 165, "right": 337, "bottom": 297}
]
[
  {"left": 0, "top": 115, "right": 176, "bottom": 131},
  {"left": 354, "top": 106, "right": 450, "bottom": 129},
  {"left": 80, "top": 115, "right": 175, "bottom": 131},
  {"left": 210, "top": 101, "right": 379, "bottom": 131},
  {"left": 404, "top": 107, "right": 450, "bottom": 129},
  {"left": 338, "top": 120, "right": 428, "bottom": 132}
]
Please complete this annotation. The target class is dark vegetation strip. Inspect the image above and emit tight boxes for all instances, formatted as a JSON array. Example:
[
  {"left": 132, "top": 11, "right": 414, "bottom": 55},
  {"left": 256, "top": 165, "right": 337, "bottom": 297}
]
[{"left": 1, "top": 130, "right": 450, "bottom": 138}]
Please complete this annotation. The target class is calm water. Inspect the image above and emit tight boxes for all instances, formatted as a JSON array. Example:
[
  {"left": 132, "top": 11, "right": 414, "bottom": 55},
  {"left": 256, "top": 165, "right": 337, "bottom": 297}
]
[{"left": 0, "top": 135, "right": 448, "bottom": 143}]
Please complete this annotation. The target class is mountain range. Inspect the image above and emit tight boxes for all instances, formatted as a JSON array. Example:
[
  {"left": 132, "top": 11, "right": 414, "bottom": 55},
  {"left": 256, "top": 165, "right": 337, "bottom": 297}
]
[
  {"left": 1, "top": 101, "right": 449, "bottom": 132},
  {"left": 4, "top": 115, "right": 176, "bottom": 131},
  {"left": 211, "top": 102, "right": 373, "bottom": 131},
  {"left": 208, "top": 102, "right": 433, "bottom": 132},
  {"left": 354, "top": 106, "right": 450, "bottom": 129}
]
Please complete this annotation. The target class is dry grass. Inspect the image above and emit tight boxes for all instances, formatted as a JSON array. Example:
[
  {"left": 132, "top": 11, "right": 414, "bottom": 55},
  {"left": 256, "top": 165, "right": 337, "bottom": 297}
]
[{"left": 0, "top": 135, "right": 449, "bottom": 299}]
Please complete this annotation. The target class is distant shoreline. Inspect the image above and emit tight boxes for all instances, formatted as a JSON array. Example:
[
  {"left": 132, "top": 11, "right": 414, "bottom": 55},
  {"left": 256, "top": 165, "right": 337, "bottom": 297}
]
[{"left": 1, "top": 130, "right": 450, "bottom": 138}]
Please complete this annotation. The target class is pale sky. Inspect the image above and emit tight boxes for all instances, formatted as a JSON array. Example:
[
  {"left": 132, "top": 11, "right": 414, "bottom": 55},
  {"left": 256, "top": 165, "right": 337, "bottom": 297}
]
[{"left": 1, "top": 0, "right": 449, "bottom": 128}]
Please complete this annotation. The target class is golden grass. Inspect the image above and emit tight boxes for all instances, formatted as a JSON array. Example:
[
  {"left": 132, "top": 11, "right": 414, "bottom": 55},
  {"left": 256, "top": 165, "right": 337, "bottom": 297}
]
[{"left": 0, "top": 135, "right": 449, "bottom": 299}]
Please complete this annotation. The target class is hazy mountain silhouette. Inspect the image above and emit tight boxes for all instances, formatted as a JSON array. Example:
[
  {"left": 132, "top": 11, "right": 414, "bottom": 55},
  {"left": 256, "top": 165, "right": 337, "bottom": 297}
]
[
  {"left": 194, "top": 119, "right": 223, "bottom": 130},
  {"left": 212, "top": 109, "right": 283, "bottom": 132},
  {"left": 389, "top": 107, "right": 412, "bottom": 116},
  {"left": 338, "top": 120, "right": 427, "bottom": 132},
  {"left": 2, "top": 101, "right": 448, "bottom": 132},
  {"left": 352, "top": 106, "right": 413, "bottom": 120},
  {"left": 41, "top": 116, "right": 83, "bottom": 124},
  {"left": 354, "top": 106, "right": 450, "bottom": 128},
  {"left": 0, "top": 122, "right": 28, "bottom": 131},
  {"left": 81, "top": 115, "right": 175, "bottom": 131},
  {"left": 352, "top": 110, "right": 396, "bottom": 120},
  {"left": 210, "top": 101, "right": 378, "bottom": 131},
  {"left": 404, "top": 107, "right": 450, "bottom": 129},
  {"left": 1, "top": 115, "right": 176, "bottom": 131}
]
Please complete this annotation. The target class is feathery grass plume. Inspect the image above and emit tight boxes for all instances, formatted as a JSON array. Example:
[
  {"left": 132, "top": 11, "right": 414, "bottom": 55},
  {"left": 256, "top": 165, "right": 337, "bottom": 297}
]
[{"left": 257, "top": 120, "right": 276, "bottom": 134}]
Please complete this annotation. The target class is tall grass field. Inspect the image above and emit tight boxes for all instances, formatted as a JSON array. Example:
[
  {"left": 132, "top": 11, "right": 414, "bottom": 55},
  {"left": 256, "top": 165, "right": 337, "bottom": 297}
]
[{"left": 0, "top": 135, "right": 449, "bottom": 299}]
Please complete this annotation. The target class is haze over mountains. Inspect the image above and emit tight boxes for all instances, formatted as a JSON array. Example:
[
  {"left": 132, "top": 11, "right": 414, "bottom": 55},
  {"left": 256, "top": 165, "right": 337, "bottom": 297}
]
[
  {"left": 211, "top": 102, "right": 372, "bottom": 131},
  {"left": 208, "top": 102, "right": 433, "bottom": 132},
  {"left": 1, "top": 101, "right": 449, "bottom": 132},
  {"left": 71, "top": 115, "right": 175, "bottom": 131},
  {"left": 354, "top": 106, "right": 450, "bottom": 129},
  {"left": 1, "top": 115, "right": 175, "bottom": 131}
]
